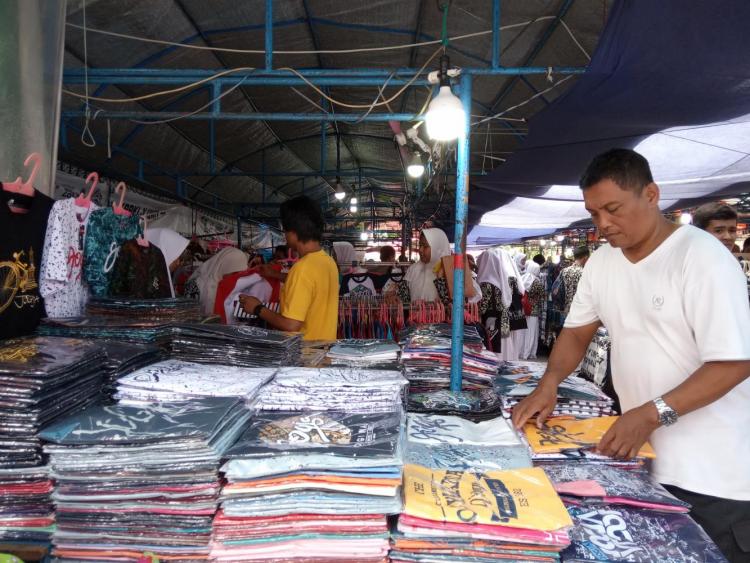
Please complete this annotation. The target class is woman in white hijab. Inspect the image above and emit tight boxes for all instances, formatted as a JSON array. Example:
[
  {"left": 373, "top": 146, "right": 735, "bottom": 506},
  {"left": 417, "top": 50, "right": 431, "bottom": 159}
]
[
  {"left": 476, "top": 248, "right": 526, "bottom": 361},
  {"left": 332, "top": 241, "right": 357, "bottom": 267},
  {"left": 145, "top": 228, "right": 189, "bottom": 298},
  {"left": 404, "top": 228, "right": 451, "bottom": 301},
  {"left": 190, "top": 247, "right": 249, "bottom": 316},
  {"left": 520, "top": 261, "right": 543, "bottom": 359}
]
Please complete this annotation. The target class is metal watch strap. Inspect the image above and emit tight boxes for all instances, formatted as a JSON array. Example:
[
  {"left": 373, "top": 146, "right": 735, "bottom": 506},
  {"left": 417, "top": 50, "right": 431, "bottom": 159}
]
[{"left": 653, "top": 397, "right": 678, "bottom": 426}]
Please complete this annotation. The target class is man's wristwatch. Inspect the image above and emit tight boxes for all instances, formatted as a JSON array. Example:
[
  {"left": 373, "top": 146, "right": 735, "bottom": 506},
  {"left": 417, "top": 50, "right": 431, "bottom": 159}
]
[
  {"left": 253, "top": 303, "right": 265, "bottom": 317},
  {"left": 652, "top": 397, "right": 678, "bottom": 426}
]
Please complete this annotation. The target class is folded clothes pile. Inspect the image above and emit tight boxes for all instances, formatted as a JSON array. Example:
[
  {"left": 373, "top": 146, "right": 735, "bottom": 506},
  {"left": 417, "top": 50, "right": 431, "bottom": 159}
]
[
  {"left": 542, "top": 463, "right": 690, "bottom": 512},
  {"left": 563, "top": 505, "right": 727, "bottom": 562},
  {"left": 0, "top": 337, "right": 106, "bottom": 556},
  {"left": 393, "top": 465, "right": 572, "bottom": 563},
  {"left": 521, "top": 416, "right": 655, "bottom": 468},
  {"left": 40, "top": 398, "right": 252, "bottom": 562},
  {"left": 407, "top": 388, "right": 503, "bottom": 421},
  {"left": 252, "top": 367, "right": 407, "bottom": 413},
  {"left": 115, "top": 359, "right": 275, "bottom": 405},
  {"left": 213, "top": 409, "right": 405, "bottom": 562},
  {"left": 170, "top": 324, "right": 301, "bottom": 368},
  {"left": 401, "top": 326, "right": 499, "bottom": 393},
  {"left": 97, "top": 341, "right": 163, "bottom": 402},
  {"left": 326, "top": 339, "right": 400, "bottom": 370},
  {"left": 495, "top": 362, "right": 615, "bottom": 419},
  {"left": 404, "top": 411, "right": 531, "bottom": 473},
  {"left": 86, "top": 297, "right": 201, "bottom": 322},
  {"left": 38, "top": 316, "right": 174, "bottom": 344}
]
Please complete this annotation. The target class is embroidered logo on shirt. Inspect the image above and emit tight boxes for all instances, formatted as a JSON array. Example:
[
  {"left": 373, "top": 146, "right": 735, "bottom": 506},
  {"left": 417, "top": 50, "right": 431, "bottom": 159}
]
[{"left": 652, "top": 295, "right": 664, "bottom": 310}]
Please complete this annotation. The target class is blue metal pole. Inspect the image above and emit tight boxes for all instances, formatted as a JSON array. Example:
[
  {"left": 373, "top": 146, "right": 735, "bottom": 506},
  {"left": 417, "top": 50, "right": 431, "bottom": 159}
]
[
  {"left": 449, "top": 73, "right": 472, "bottom": 393},
  {"left": 265, "top": 0, "right": 273, "bottom": 71},
  {"left": 261, "top": 149, "right": 266, "bottom": 202},
  {"left": 492, "top": 0, "right": 500, "bottom": 69},
  {"left": 237, "top": 216, "right": 243, "bottom": 247},
  {"left": 209, "top": 120, "right": 216, "bottom": 174}
]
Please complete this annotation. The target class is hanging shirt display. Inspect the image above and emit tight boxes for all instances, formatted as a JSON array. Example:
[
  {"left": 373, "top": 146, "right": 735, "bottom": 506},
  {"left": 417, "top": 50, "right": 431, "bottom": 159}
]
[
  {"left": 83, "top": 208, "right": 141, "bottom": 297},
  {"left": 39, "top": 198, "right": 97, "bottom": 318},
  {"left": 109, "top": 240, "right": 171, "bottom": 299},
  {"left": 0, "top": 190, "right": 53, "bottom": 339}
]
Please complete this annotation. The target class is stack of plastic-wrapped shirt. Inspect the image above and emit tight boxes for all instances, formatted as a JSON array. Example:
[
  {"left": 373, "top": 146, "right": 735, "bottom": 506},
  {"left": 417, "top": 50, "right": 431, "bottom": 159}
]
[
  {"left": 97, "top": 341, "right": 163, "bottom": 402},
  {"left": 325, "top": 339, "right": 401, "bottom": 370},
  {"left": 495, "top": 361, "right": 616, "bottom": 419},
  {"left": 40, "top": 398, "right": 251, "bottom": 561},
  {"left": 400, "top": 324, "right": 499, "bottom": 393},
  {"left": 0, "top": 336, "right": 106, "bottom": 560},
  {"left": 170, "top": 324, "right": 301, "bottom": 368},
  {"left": 252, "top": 367, "right": 407, "bottom": 413},
  {"left": 213, "top": 409, "right": 405, "bottom": 562},
  {"left": 393, "top": 465, "right": 573, "bottom": 562},
  {"left": 114, "top": 359, "right": 275, "bottom": 406}
]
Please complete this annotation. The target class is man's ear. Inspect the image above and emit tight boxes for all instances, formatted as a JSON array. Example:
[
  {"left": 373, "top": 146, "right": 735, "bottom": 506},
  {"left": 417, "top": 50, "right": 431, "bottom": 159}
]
[{"left": 643, "top": 182, "right": 660, "bottom": 207}]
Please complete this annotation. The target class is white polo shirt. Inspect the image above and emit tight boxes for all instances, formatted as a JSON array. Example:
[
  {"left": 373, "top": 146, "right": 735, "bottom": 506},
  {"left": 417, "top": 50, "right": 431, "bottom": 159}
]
[{"left": 565, "top": 225, "right": 750, "bottom": 500}]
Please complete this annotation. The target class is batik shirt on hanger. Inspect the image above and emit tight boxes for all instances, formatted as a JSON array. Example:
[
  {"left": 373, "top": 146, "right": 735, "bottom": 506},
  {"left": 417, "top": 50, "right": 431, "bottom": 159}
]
[
  {"left": 40, "top": 198, "right": 98, "bottom": 317},
  {"left": 0, "top": 190, "right": 53, "bottom": 338},
  {"left": 109, "top": 240, "right": 171, "bottom": 299},
  {"left": 83, "top": 208, "right": 141, "bottom": 297}
]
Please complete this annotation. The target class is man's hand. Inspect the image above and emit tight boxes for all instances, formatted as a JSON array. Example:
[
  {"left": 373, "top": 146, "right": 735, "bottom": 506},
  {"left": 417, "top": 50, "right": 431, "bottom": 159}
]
[
  {"left": 238, "top": 294, "right": 261, "bottom": 314},
  {"left": 597, "top": 403, "right": 660, "bottom": 459},
  {"left": 511, "top": 381, "right": 559, "bottom": 429}
]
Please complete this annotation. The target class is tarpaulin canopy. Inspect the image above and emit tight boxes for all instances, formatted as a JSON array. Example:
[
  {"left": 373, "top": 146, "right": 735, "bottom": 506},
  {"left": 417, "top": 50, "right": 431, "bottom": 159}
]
[{"left": 469, "top": 0, "right": 750, "bottom": 243}]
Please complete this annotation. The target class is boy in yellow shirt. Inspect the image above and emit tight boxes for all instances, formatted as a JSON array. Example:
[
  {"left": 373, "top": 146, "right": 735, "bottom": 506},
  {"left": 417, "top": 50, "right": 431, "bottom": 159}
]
[{"left": 239, "top": 196, "right": 339, "bottom": 340}]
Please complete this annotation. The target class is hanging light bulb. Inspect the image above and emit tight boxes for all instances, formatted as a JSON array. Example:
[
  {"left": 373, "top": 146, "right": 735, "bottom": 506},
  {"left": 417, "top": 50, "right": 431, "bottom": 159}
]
[
  {"left": 407, "top": 152, "right": 425, "bottom": 178},
  {"left": 350, "top": 205, "right": 358, "bottom": 213},
  {"left": 359, "top": 232, "right": 369, "bottom": 241},
  {"left": 679, "top": 212, "right": 693, "bottom": 225},
  {"left": 334, "top": 180, "right": 346, "bottom": 201},
  {"left": 425, "top": 56, "right": 466, "bottom": 141},
  {"left": 350, "top": 197, "right": 358, "bottom": 205}
]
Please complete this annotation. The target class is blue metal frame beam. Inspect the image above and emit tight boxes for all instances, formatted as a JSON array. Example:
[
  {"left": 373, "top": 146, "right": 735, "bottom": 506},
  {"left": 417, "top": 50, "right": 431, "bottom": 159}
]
[
  {"left": 485, "top": 0, "right": 577, "bottom": 114},
  {"left": 61, "top": 110, "right": 423, "bottom": 122},
  {"left": 492, "top": 0, "right": 501, "bottom": 69},
  {"left": 265, "top": 0, "right": 273, "bottom": 70},
  {"left": 64, "top": 66, "right": 584, "bottom": 84}
]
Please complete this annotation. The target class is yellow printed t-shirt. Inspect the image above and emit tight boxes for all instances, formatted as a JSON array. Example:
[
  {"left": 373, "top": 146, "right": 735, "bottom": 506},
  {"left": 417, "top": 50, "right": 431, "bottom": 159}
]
[{"left": 280, "top": 250, "right": 339, "bottom": 340}]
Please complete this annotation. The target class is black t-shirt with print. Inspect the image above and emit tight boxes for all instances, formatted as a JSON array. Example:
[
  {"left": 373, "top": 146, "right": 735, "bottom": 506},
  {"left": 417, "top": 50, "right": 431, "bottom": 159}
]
[{"left": 0, "top": 189, "right": 54, "bottom": 339}]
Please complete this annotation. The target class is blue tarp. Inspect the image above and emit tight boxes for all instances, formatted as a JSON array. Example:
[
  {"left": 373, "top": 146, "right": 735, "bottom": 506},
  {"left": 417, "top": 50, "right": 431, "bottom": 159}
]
[{"left": 469, "top": 0, "right": 750, "bottom": 243}]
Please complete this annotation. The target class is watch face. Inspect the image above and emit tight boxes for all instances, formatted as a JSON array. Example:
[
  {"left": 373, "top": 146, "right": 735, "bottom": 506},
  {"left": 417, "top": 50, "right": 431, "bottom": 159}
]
[{"left": 660, "top": 410, "right": 678, "bottom": 426}]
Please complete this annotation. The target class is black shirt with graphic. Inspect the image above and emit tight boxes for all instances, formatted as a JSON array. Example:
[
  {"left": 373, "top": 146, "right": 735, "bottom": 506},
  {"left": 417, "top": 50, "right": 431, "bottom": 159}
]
[{"left": 0, "top": 189, "right": 54, "bottom": 339}]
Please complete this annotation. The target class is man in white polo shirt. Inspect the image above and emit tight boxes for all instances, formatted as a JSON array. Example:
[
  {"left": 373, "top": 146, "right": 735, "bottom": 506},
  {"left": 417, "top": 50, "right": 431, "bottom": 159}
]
[{"left": 512, "top": 149, "right": 750, "bottom": 561}]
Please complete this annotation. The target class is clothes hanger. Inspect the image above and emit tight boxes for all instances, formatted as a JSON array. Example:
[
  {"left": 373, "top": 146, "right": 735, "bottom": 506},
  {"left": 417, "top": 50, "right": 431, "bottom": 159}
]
[
  {"left": 136, "top": 216, "right": 150, "bottom": 247},
  {"left": 112, "top": 182, "right": 132, "bottom": 216},
  {"left": 3, "top": 152, "right": 41, "bottom": 213},
  {"left": 74, "top": 172, "right": 99, "bottom": 208}
]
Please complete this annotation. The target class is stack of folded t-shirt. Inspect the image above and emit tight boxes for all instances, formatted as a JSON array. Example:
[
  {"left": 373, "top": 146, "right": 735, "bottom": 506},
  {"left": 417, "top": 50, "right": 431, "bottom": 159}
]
[
  {"left": 0, "top": 336, "right": 106, "bottom": 556},
  {"left": 114, "top": 359, "right": 275, "bottom": 405},
  {"left": 170, "top": 324, "right": 301, "bottom": 368},
  {"left": 38, "top": 316, "right": 174, "bottom": 345},
  {"left": 326, "top": 339, "right": 400, "bottom": 370},
  {"left": 40, "top": 398, "right": 252, "bottom": 562},
  {"left": 86, "top": 297, "right": 201, "bottom": 322},
  {"left": 404, "top": 412, "right": 532, "bottom": 473},
  {"left": 401, "top": 330, "right": 500, "bottom": 393},
  {"left": 496, "top": 362, "right": 615, "bottom": 419},
  {"left": 521, "top": 416, "right": 655, "bottom": 468},
  {"left": 252, "top": 367, "right": 407, "bottom": 413},
  {"left": 212, "top": 409, "right": 405, "bottom": 562},
  {"left": 407, "top": 388, "right": 504, "bottom": 421},
  {"left": 393, "top": 465, "right": 572, "bottom": 563},
  {"left": 98, "top": 341, "right": 163, "bottom": 402}
]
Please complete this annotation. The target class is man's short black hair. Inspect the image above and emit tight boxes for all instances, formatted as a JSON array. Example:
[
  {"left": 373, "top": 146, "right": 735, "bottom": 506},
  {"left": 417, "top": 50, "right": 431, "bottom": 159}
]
[
  {"left": 379, "top": 245, "right": 396, "bottom": 262},
  {"left": 573, "top": 246, "right": 590, "bottom": 260},
  {"left": 692, "top": 202, "right": 738, "bottom": 230},
  {"left": 532, "top": 254, "right": 545, "bottom": 266},
  {"left": 280, "top": 196, "right": 324, "bottom": 242},
  {"left": 580, "top": 148, "right": 654, "bottom": 193}
]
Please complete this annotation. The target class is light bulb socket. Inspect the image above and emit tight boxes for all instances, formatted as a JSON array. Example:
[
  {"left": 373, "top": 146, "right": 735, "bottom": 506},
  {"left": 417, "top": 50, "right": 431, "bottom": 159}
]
[{"left": 439, "top": 54, "right": 451, "bottom": 87}]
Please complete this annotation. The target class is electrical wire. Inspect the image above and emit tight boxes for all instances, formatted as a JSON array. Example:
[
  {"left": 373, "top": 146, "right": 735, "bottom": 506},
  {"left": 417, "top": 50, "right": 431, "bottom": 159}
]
[
  {"left": 127, "top": 75, "right": 249, "bottom": 124},
  {"left": 79, "top": 0, "right": 96, "bottom": 148},
  {"left": 62, "top": 66, "right": 256, "bottom": 103},
  {"left": 64, "top": 15, "right": 589, "bottom": 58},
  {"left": 473, "top": 75, "right": 574, "bottom": 125}
]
